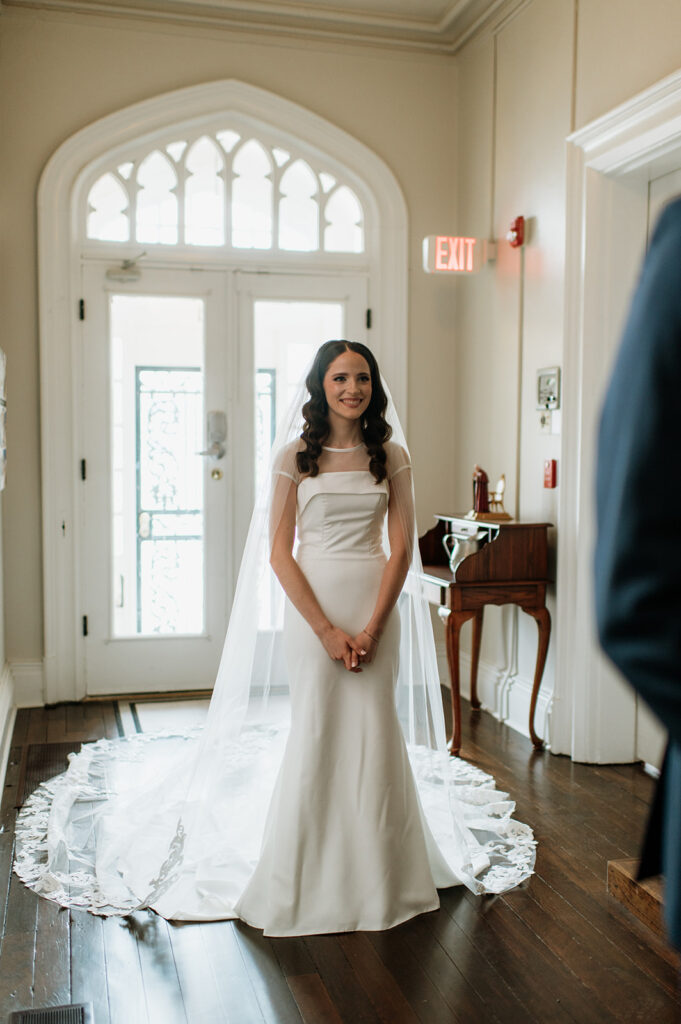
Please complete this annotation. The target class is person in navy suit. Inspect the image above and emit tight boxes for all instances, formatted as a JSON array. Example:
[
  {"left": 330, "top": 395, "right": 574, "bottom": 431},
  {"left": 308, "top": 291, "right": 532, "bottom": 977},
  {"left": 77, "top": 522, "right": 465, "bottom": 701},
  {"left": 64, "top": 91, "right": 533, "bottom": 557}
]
[{"left": 595, "top": 196, "right": 681, "bottom": 948}]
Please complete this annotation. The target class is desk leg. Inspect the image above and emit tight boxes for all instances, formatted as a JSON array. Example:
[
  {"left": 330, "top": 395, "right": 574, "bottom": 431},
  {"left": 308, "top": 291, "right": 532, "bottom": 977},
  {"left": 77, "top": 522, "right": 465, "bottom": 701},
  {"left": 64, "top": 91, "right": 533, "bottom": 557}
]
[
  {"left": 522, "top": 605, "right": 551, "bottom": 749},
  {"left": 470, "top": 608, "right": 483, "bottom": 710},
  {"left": 444, "top": 609, "right": 475, "bottom": 757}
]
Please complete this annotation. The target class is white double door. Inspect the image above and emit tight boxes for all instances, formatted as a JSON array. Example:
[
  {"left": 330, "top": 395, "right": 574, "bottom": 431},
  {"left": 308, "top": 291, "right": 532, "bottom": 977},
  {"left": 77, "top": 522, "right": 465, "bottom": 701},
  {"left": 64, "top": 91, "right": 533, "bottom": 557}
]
[{"left": 79, "top": 265, "right": 367, "bottom": 695}]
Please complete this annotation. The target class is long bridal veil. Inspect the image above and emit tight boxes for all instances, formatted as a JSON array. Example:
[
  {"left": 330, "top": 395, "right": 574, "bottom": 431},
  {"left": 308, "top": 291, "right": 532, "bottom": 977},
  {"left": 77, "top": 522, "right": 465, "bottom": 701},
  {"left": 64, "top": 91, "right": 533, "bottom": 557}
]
[{"left": 14, "top": 365, "right": 535, "bottom": 920}]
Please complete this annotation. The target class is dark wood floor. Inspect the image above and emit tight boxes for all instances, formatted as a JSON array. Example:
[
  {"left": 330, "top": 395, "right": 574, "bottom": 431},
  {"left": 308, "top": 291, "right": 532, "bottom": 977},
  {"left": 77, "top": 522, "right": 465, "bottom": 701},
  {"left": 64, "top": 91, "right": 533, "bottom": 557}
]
[{"left": 0, "top": 699, "right": 679, "bottom": 1023}]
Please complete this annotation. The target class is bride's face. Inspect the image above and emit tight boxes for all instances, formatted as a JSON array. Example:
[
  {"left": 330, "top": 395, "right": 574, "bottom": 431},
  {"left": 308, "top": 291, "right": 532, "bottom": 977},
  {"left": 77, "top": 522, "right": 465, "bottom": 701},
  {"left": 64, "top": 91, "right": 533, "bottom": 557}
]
[{"left": 323, "top": 350, "right": 372, "bottom": 424}]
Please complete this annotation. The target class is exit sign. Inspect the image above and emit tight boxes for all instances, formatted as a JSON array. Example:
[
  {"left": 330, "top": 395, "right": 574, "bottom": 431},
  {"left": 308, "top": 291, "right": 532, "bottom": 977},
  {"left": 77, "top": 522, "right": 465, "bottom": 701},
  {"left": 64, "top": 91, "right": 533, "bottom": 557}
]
[{"left": 423, "top": 235, "right": 490, "bottom": 274}]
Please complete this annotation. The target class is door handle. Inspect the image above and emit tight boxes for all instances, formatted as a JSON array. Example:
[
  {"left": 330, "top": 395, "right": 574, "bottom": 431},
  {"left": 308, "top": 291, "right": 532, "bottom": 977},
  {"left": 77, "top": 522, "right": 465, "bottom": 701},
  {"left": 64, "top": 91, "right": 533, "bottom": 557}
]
[
  {"left": 198, "top": 411, "right": 227, "bottom": 460},
  {"left": 197, "top": 441, "right": 225, "bottom": 460}
]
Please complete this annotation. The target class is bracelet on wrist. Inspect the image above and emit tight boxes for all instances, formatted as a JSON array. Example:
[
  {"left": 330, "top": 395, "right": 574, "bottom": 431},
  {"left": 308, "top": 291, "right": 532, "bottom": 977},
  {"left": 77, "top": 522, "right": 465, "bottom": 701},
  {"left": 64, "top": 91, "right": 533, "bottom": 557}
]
[{"left": 363, "top": 628, "right": 379, "bottom": 643}]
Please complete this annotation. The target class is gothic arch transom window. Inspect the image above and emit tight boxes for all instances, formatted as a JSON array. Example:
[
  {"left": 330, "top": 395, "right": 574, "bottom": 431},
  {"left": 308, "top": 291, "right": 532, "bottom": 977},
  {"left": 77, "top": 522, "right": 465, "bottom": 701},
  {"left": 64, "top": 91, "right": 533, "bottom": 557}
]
[{"left": 84, "top": 122, "right": 365, "bottom": 255}]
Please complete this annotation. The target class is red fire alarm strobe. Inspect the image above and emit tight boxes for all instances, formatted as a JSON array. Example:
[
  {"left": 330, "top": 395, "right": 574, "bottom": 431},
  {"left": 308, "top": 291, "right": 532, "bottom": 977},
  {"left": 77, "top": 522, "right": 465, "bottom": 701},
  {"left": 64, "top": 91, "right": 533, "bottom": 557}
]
[
  {"left": 507, "top": 216, "right": 525, "bottom": 248},
  {"left": 543, "top": 459, "right": 557, "bottom": 489}
]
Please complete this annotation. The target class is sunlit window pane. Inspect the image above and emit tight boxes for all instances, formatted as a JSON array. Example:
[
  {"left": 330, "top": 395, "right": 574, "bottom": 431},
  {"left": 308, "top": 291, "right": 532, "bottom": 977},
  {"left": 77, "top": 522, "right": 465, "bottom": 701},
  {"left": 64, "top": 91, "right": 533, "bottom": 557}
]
[
  {"left": 324, "top": 185, "right": 364, "bottom": 253},
  {"left": 232, "top": 140, "right": 272, "bottom": 249},
  {"left": 272, "top": 147, "right": 290, "bottom": 167},
  {"left": 185, "top": 136, "right": 225, "bottom": 246},
  {"left": 279, "top": 159, "right": 318, "bottom": 251},
  {"left": 87, "top": 173, "right": 129, "bottom": 241},
  {"left": 85, "top": 129, "right": 367, "bottom": 257},
  {"left": 136, "top": 151, "right": 178, "bottom": 244},
  {"left": 166, "top": 140, "right": 187, "bottom": 162},
  {"left": 110, "top": 295, "right": 205, "bottom": 637},
  {"left": 217, "top": 129, "right": 240, "bottom": 153}
]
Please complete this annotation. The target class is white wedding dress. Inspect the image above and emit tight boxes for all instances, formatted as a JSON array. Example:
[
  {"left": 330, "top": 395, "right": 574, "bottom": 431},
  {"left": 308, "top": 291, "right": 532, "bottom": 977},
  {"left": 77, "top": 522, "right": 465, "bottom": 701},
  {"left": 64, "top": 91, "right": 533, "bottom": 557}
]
[{"left": 14, "top": 445, "right": 535, "bottom": 935}]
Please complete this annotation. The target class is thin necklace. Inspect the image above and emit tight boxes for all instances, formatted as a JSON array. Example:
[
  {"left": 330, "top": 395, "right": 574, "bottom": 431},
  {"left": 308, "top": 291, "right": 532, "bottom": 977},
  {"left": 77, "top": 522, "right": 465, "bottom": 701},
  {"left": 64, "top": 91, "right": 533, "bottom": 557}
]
[{"left": 322, "top": 442, "right": 365, "bottom": 452}]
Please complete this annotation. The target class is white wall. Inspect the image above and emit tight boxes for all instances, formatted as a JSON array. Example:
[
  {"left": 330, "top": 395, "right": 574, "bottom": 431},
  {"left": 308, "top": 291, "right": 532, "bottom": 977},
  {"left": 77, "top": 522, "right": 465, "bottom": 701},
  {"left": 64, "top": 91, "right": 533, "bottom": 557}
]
[
  {"left": 0, "top": 6, "right": 457, "bottom": 675},
  {"left": 453, "top": 0, "right": 681, "bottom": 747}
]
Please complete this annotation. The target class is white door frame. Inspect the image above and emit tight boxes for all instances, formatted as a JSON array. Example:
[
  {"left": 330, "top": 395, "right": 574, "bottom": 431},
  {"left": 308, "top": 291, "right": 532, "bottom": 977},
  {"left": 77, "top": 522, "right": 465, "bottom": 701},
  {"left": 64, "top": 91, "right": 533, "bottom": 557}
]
[
  {"left": 553, "top": 69, "right": 681, "bottom": 762},
  {"left": 38, "top": 80, "right": 408, "bottom": 704},
  {"left": 79, "top": 265, "right": 232, "bottom": 696}
]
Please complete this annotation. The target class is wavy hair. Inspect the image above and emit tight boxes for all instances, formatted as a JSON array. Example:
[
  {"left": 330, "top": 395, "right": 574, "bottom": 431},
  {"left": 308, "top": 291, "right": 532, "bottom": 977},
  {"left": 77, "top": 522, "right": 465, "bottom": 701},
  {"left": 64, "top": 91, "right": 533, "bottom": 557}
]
[{"left": 296, "top": 340, "right": 392, "bottom": 483}]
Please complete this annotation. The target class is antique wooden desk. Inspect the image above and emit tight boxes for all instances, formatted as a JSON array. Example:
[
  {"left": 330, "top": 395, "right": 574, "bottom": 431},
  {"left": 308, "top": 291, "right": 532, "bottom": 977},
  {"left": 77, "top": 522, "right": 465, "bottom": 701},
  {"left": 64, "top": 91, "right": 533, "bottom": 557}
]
[{"left": 418, "top": 516, "right": 552, "bottom": 756}]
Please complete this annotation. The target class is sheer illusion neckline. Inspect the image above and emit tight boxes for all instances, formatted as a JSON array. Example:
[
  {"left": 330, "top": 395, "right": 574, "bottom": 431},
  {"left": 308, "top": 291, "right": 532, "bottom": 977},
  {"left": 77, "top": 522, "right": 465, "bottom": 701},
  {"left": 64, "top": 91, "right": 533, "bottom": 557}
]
[{"left": 322, "top": 443, "right": 365, "bottom": 452}]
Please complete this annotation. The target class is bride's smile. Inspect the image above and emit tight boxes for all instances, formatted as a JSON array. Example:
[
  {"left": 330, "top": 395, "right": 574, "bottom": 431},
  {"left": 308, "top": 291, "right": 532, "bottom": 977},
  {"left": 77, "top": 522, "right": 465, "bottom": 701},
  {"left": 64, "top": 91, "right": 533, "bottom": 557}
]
[{"left": 323, "top": 350, "right": 372, "bottom": 437}]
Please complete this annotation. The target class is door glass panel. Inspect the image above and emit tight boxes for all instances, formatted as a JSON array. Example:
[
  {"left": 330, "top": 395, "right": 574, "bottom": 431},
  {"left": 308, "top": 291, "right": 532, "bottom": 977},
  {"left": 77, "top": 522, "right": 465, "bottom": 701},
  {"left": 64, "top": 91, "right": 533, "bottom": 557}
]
[
  {"left": 253, "top": 300, "right": 344, "bottom": 626},
  {"left": 111, "top": 295, "right": 205, "bottom": 637}
]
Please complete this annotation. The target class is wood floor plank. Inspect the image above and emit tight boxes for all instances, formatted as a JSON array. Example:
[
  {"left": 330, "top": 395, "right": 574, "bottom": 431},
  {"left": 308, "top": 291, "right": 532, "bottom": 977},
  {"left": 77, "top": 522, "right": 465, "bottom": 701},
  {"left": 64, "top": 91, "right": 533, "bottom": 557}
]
[
  {"left": 286, "top": 973, "right": 344, "bottom": 1024},
  {"left": 400, "top": 912, "right": 506, "bottom": 1024},
  {"left": 304, "top": 932, "right": 382, "bottom": 1024},
  {"left": 33, "top": 897, "right": 70, "bottom": 1008},
  {"left": 0, "top": 929, "right": 38, "bottom": 1018},
  {"left": 26, "top": 708, "right": 48, "bottom": 745},
  {"left": 272, "top": 935, "right": 318, "bottom": 979},
  {"left": 440, "top": 888, "right": 580, "bottom": 1024},
  {"left": 366, "top": 925, "right": 471, "bottom": 1024},
  {"left": 0, "top": 834, "right": 15, "bottom": 951},
  {"left": 0, "top": 745, "right": 21, "bottom": 951},
  {"left": 101, "top": 913, "right": 147, "bottom": 1024},
  {"left": 412, "top": 890, "right": 536, "bottom": 1024},
  {"left": 11, "top": 710, "right": 30, "bottom": 747},
  {"left": 168, "top": 921, "right": 236, "bottom": 1024},
  {"left": 536, "top": 843, "right": 680, "bottom": 994},
  {"left": 64, "top": 701, "right": 87, "bottom": 739},
  {"left": 45, "top": 704, "right": 67, "bottom": 743},
  {"left": 338, "top": 932, "right": 421, "bottom": 1024},
  {"left": 196, "top": 921, "right": 266, "bottom": 1024},
  {"left": 124, "top": 910, "right": 187, "bottom": 1024},
  {"left": 505, "top": 872, "right": 679, "bottom": 1022},
  {"left": 70, "top": 909, "right": 110, "bottom": 1024},
  {"left": 100, "top": 702, "right": 124, "bottom": 740},
  {"left": 0, "top": 873, "right": 39, "bottom": 1016},
  {"left": 234, "top": 923, "right": 305, "bottom": 1024}
]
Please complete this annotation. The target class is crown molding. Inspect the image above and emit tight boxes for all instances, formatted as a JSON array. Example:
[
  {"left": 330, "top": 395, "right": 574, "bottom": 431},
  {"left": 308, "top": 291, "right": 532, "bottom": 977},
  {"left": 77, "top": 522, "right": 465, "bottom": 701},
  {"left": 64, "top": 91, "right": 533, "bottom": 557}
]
[{"left": 3, "top": 0, "right": 527, "bottom": 55}]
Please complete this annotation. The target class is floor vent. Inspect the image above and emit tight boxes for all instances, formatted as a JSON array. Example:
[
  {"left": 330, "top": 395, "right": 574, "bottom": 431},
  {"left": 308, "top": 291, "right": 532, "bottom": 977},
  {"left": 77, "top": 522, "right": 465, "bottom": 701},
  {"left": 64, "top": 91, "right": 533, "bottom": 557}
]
[{"left": 9, "top": 1005, "right": 93, "bottom": 1024}]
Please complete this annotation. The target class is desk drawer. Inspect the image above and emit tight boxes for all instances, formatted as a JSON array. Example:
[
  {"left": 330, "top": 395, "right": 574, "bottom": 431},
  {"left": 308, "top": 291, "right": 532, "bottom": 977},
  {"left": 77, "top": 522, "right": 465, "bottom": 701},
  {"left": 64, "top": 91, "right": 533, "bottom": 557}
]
[
  {"left": 420, "top": 578, "right": 447, "bottom": 606},
  {"left": 451, "top": 583, "right": 545, "bottom": 610}
]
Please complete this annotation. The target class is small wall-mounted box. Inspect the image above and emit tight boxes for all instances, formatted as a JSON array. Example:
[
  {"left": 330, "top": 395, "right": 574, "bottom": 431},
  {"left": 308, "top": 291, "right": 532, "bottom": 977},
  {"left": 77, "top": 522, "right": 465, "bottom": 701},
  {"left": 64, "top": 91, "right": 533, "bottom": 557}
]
[{"left": 537, "top": 367, "right": 561, "bottom": 410}]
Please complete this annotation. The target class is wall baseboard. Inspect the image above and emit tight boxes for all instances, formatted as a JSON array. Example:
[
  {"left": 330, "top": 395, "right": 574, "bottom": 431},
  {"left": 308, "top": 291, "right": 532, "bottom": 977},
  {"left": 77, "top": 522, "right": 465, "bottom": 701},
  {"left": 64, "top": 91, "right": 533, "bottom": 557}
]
[
  {"left": 9, "top": 660, "right": 44, "bottom": 708},
  {"left": 0, "top": 663, "right": 16, "bottom": 794},
  {"left": 436, "top": 640, "right": 553, "bottom": 747}
]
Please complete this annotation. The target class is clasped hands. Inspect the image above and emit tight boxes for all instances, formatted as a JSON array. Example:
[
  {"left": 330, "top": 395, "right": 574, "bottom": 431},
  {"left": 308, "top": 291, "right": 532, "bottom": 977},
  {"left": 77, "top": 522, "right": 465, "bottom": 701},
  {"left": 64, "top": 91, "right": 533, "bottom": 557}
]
[{"left": 319, "top": 625, "right": 379, "bottom": 672}]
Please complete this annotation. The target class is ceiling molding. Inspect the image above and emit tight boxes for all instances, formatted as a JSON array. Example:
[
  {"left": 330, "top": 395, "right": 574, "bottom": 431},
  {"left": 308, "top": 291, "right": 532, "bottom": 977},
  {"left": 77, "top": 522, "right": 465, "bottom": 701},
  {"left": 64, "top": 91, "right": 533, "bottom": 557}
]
[{"left": 3, "top": 0, "right": 525, "bottom": 54}]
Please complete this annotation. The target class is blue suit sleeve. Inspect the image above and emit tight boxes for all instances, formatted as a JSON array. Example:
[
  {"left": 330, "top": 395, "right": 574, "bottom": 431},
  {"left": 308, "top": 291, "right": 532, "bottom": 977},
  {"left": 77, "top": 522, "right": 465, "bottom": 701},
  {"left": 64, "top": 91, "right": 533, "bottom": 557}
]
[{"left": 595, "top": 198, "right": 681, "bottom": 745}]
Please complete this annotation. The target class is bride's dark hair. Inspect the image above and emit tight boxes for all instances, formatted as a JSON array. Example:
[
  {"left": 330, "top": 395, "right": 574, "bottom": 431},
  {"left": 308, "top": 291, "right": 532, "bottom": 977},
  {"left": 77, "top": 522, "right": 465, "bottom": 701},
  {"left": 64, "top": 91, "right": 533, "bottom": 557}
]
[{"left": 297, "top": 340, "right": 392, "bottom": 483}]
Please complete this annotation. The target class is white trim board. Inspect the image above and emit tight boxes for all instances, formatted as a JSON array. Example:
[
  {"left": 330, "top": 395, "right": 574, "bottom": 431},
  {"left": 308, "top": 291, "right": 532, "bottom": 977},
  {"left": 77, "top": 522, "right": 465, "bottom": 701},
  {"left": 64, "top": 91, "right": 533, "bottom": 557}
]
[
  {"left": 38, "top": 79, "right": 408, "bottom": 704},
  {"left": 554, "top": 68, "right": 681, "bottom": 762},
  {"left": 10, "top": 661, "right": 45, "bottom": 708}
]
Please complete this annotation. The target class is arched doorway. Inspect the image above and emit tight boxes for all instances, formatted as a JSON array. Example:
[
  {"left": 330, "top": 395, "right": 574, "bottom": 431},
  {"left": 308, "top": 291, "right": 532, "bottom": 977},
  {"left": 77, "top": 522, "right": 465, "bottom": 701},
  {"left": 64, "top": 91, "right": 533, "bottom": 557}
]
[{"left": 38, "top": 80, "right": 408, "bottom": 702}]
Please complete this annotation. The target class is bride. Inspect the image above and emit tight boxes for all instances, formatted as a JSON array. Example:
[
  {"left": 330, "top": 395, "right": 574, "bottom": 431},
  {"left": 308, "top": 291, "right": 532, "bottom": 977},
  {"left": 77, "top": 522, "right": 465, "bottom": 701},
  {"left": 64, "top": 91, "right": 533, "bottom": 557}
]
[{"left": 14, "top": 340, "right": 535, "bottom": 935}]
